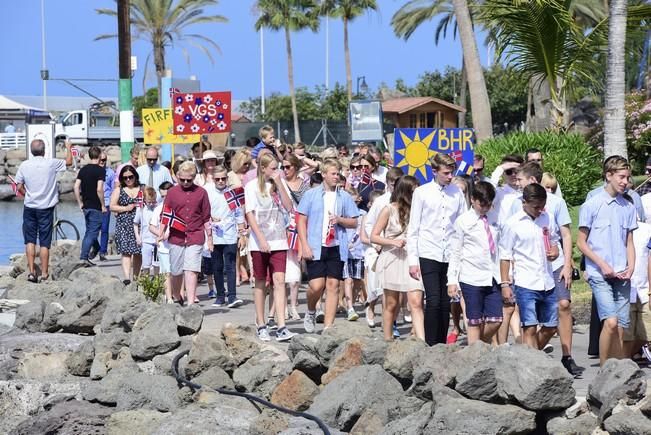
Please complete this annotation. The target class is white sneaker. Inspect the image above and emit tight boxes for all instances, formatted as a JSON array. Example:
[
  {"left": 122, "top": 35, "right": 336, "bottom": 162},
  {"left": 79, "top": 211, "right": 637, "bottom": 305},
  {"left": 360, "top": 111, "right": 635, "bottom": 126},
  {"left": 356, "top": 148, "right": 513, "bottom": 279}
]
[
  {"left": 365, "top": 307, "right": 375, "bottom": 327},
  {"left": 304, "top": 312, "right": 316, "bottom": 333},
  {"left": 276, "top": 327, "right": 297, "bottom": 342},
  {"left": 543, "top": 344, "right": 554, "bottom": 354},
  {"left": 404, "top": 314, "right": 412, "bottom": 323},
  {"left": 315, "top": 309, "right": 325, "bottom": 323},
  {"left": 290, "top": 306, "right": 301, "bottom": 321},
  {"left": 227, "top": 299, "right": 243, "bottom": 308},
  {"left": 347, "top": 308, "right": 359, "bottom": 321},
  {"left": 641, "top": 344, "right": 651, "bottom": 362},
  {"left": 256, "top": 326, "right": 271, "bottom": 342}
]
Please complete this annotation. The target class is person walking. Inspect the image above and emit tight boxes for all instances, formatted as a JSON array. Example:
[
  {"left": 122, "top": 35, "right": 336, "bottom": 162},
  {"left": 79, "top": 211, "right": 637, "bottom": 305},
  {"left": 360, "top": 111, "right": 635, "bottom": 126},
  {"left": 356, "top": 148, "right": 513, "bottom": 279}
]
[
  {"left": 407, "top": 153, "right": 467, "bottom": 346},
  {"left": 161, "top": 161, "right": 212, "bottom": 306},
  {"left": 74, "top": 146, "right": 106, "bottom": 267},
  {"left": 136, "top": 146, "right": 173, "bottom": 201},
  {"left": 110, "top": 165, "right": 143, "bottom": 285},
  {"left": 15, "top": 139, "right": 72, "bottom": 282},
  {"left": 98, "top": 151, "right": 115, "bottom": 261}
]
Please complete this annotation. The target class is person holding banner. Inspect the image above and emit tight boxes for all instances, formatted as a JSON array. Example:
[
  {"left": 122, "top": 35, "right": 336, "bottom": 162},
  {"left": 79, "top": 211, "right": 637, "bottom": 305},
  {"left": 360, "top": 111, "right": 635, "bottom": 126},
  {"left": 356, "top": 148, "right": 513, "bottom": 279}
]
[
  {"left": 407, "top": 153, "right": 467, "bottom": 346},
  {"left": 245, "top": 154, "right": 296, "bottom": 341},
  {"left": 110, "top": 165, "right": 143, "bottom": 285},
  {"left": 15, "top": 139, "right": 73, "bottom": 283},
  {"left": 207, "top": 165, "right": 245, "bottom": 308}
]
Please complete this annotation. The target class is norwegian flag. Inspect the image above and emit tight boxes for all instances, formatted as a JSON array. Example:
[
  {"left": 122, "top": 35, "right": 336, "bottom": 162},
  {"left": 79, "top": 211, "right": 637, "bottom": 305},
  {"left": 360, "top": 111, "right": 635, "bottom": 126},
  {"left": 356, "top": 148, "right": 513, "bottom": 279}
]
[
  {"left": 360, "top": 169, "right": 373, "bottom": 186},
  {"left": 71, "top": 146, "right": 79, "bottom": 158},
  {"left": 449, "top": 150, "right": 463, "bottom": 162},
  {"left": 287, "top": 211, "right": 300, "bottom": 251},
  {"left": 542, "top": 226, "right": 551, "bottom": 252},
  {"left": 8, "top": 174, "right": 23, "bottom": 198},
  {"left": 325, "top": 219, "right": 336, "bottom": 246},
  {"left": 224, "top": 186, "right": 245, "bottom": 211},
  {"left": 134, "top": 190, "right": 144, "bottom": 208},
  {"left": 161, "top": 205, "right": 187, "bottom": 232},
  {"left": 169, "top": 87, "right": 181, "bottom": 99}
]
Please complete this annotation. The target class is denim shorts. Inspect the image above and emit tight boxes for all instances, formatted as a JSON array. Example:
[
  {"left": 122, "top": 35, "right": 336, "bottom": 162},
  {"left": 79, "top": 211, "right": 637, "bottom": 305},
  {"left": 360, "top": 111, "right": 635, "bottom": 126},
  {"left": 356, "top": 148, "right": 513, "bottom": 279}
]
[
  {"left": 514, "top": 285, "right": 558, "bottom": 328},
  {"left": 460, "top": 281, "right": 503, "bottom": 325},
  {"left": 22, "top": 206, "right": 54, "bottom": 248},
  {"left": 553, "top": 268, "right": 571, "bottom": 302},
  {"left": 588, "top": 275, "right": 630, "bottom": 328}
]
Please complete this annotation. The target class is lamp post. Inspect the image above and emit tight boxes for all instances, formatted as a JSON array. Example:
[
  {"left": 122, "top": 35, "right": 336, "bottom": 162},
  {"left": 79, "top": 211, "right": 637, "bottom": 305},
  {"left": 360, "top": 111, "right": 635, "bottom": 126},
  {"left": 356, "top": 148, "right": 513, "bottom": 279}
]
[{"left": 356, "top": 76, "right": 368, "bottom": 97}]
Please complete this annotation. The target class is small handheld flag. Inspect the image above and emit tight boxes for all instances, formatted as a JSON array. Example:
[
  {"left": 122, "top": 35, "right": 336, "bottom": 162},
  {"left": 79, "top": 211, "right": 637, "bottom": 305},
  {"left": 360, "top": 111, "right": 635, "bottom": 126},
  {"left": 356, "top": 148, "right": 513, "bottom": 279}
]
[
  {"left": 135, "top": 190, "right": 144, "bottom": 208},
  {"left": 287, "top": 211, "right": 300, "bottom": 251},
  {"left": 8, "top": 174, "right": 23, "bottom": 198},
  {"left": 224, "top": 186, "right": 245, "bottom": 211},
  {"left": 360, "top": 169, "right": 373, "bottom": 186},
  {"left": 161, "top": 205, "right": 187, "bottom": 232},
  {"left": 325, "top": 218, "right": 336, "bottom": 246},
  {"left": 542, "top": 226, "right": 551, "bottom": 252}
]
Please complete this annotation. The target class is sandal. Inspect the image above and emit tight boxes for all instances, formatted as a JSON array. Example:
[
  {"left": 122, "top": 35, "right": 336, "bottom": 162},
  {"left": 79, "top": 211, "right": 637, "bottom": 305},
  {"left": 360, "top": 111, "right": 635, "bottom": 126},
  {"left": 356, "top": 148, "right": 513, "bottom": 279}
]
[
  {"left": 27, "top": 273, "right": 38, "bottom": 283},
  {"left": 39, "top": 274, "right": 49, "bottom": 282}
]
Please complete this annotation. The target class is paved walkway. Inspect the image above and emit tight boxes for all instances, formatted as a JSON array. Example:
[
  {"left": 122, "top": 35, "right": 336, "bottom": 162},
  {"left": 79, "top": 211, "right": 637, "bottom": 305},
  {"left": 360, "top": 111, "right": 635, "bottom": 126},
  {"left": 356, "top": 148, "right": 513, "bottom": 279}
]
[{"left": 95, "top": 255, "right": 650, "bottom": 398}]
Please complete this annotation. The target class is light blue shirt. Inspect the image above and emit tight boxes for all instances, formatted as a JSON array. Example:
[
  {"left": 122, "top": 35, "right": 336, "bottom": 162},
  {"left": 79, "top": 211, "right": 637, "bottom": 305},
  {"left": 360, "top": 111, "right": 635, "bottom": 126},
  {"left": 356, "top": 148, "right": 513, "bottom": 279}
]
[
  {"left": 579, "top": 187, "right": 637, "bottom": 279},
  {"left": 297, "top": 185, "right": 359, "bottom": 262},
  {"left": 136, "top": 163, "right": 173, "bottom": 202},
  {"left": 103, "top": 167, "right": 115, "bottom": 207},
  {"left": 587, "top": 183, "right": 645, "bottom": 222},
  {"left": 207, "top": 186, "right": 244, "bottom": 245}
]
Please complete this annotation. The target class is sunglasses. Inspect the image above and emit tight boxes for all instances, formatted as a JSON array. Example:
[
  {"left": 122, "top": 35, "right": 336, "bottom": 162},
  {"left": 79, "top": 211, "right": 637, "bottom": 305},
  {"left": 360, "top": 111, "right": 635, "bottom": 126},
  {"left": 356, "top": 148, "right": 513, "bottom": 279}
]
[
  {"left": 99, "top": 159, "right": 107, "bottom": 162},
  {"left": 504, "top": 169, "right": 517, "bottom": 176},
  {"left": 147, "top": 158, "right": 157, "bottom": 162},
  {"left": 214, "top": 177, "right": 228, "bottom": 182},
  {"left": 178, "top": 177, "right": 193, "bottom": 183},
  {"left": 281, "top": 165, "right": 292, "bottom": 170},
  {"left": 123, "top": 175, "right": 135, "bottom": 180}
]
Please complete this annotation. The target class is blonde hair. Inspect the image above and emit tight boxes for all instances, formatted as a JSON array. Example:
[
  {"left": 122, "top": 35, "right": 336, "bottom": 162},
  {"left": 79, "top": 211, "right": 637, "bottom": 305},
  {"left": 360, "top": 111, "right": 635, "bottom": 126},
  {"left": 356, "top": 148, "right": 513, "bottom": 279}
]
[
  {"left": 340, "top": 157, "right": 351, "bottom": 169},
  {"left": 257, "top": 153, "right": 277, "bottom": 196},
  {"left": 178, "top": 160, "right": 197, "bottom": 176},
  {"left": 541, "top": 172, "right": 558, "bottom": 193},
  {"left": 259, "top": 125, "right": 274, "bottom": 139},
  {"left": 320, "top": 147, "right": 338, "bottom": 159},
  {"left": 231, "top": 148, "right": 252, "bottom": 174},
  {"left": 212, "top": 165, "right": 228, "bottom": 176},
  {"left": 143, "top": 187, "right": 157, "bottom": 202},
  {"left": 294, "top": 142, "right": 306, "bottom": 150},
  {"left": 321, "top": 158, "right": 341, "bottom": 173}
]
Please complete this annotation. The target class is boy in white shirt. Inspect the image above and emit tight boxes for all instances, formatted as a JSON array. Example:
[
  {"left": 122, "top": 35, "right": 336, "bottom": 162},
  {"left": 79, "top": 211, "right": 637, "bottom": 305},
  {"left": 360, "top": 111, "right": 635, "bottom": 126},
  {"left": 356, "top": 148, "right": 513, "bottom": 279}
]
[
  {"left": 500, "top": 183, "right": 559, "bottom": 350},
  {"left": 447, "top": 181, "right": 502, "bottom": 345},
  {"left": 407, "top": 153, "right": 467, "bottom": 345},
  {"left": 149, "top": 182, "right": 173, "bottom": 303},
  {"left": 134, "top": 187, "right": 158, "bottom": 275}
]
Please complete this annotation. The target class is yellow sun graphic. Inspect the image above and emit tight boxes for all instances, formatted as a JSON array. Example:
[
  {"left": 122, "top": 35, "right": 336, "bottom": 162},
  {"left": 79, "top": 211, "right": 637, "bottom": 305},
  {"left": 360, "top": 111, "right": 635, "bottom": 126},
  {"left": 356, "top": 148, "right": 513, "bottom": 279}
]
[{"left": 395, "top": 130, "right": 438, "bottom": 178}]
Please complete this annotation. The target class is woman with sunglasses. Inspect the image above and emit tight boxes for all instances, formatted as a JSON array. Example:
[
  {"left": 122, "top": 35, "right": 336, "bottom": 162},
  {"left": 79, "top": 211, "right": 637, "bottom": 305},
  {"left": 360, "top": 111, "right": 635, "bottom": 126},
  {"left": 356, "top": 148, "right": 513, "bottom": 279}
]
[
  {"left": 356, "top": 154, "right": 386, "bottom": 212},
  {"left": 110, "top": 165, "right": 143, "bottom": 285},
  {"left": 195, "top": 150, "right": 221, "bottom": 187}
]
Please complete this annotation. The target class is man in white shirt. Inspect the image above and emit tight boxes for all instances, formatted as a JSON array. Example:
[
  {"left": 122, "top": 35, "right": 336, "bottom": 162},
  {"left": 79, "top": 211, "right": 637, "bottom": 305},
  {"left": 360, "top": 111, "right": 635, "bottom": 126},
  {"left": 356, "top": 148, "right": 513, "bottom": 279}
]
[
  {"left": 500, "top": 183, "right": 559, "bottom": 350},
  {"left": 407, "top": 153, "right": 467, "bottom": 345},
  {"left": 511, "top": 162, "right": 583, "bottom": 375},
  {"left": 137, "top": 147, "right": 173, "bottom": 201},
  {"left": 490, "top": 154, "right": 524, "bottom": 226},
  {"left": 525, "top": 148, "right": 563, "bottom": 198},
  {"left": 15, "top": 139, "right": 73, "bottom": 282}
]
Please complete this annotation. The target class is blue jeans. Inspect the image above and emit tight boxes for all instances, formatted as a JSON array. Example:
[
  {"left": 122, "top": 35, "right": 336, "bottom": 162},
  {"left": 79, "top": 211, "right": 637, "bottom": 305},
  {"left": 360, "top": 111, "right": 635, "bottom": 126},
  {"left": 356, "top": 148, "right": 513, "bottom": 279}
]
[
  {"left": 81, "top": 209, "right": 103, "bottom": 260},
  {"left": 514, "top": 285, "right": 558, "bottom": 328},
  {"left": 100, "top": 207, "right": 111, "bottom": 255},
  {"left": 211, "top": 243, "right": 237, "bottom": 303},
  {"left": 588, "top": 275, "right": 631, "bottom": 328}
]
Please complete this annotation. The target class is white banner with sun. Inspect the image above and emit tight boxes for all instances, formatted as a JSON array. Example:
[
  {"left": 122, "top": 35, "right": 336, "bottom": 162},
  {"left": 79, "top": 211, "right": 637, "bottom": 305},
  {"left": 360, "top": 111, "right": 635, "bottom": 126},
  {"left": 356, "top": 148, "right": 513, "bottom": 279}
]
[{"left": 394, "top": 128, "right": 475, "bottom": 184}]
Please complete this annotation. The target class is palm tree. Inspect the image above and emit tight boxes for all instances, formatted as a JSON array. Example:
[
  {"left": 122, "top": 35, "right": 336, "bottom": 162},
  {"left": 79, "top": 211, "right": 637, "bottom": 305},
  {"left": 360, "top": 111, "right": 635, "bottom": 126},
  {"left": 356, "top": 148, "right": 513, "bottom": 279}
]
[
  {"left": 452, "top": 0, "right": 492, "bottom": 142},
  {"left": 256, "top": 0, "right": 320, "bottom": 142},
  {"left": 95, "top": 0, "right": 227, "bottom": 107},
  {"left": 392, "top": 0, "right": 465, "bottom": 127},
  {"left": 603, "top": 0, "right": 628, "bottom": 158},
  {"left": 479, "top": 0, "right": 607, "bottom": 131},
  {"left": 320, "top": 1, "right": 378, "bottom": 102}
]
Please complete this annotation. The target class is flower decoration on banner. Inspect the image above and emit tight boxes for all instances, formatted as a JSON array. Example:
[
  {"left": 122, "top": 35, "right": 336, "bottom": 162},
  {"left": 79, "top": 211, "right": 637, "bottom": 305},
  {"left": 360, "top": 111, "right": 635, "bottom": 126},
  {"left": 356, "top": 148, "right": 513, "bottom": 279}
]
[
  {"left": 172, "top": 91, "right": 232, "bottom": 135},
  {"left": 176, "top": 125, "right": 185, "bottom": 133},
  {"left": 175, "top": 96, "right": 183, "bottom": 104}
]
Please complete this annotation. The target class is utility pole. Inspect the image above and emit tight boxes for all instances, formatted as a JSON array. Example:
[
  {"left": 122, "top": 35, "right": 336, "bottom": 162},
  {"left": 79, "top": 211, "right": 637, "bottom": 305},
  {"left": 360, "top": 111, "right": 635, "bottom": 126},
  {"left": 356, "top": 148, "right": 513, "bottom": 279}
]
[{"left": 118, "top": 0, "right": 134, "bottom": 162}]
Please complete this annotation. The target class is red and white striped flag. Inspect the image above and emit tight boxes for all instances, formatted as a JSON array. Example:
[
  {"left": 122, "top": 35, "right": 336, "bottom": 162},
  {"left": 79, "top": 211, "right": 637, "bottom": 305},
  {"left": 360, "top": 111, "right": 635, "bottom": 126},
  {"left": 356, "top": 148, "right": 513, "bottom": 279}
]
[{"left": 8, "top": 174, "right": 23, "bottom": 198}]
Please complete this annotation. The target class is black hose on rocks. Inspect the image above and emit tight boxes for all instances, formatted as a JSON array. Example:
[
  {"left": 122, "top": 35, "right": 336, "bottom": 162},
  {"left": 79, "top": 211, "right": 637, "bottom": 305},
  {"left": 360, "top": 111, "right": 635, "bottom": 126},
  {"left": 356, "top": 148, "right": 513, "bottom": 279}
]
[{"left": 172, "top": 349, "right": 331, "bottom": 435}]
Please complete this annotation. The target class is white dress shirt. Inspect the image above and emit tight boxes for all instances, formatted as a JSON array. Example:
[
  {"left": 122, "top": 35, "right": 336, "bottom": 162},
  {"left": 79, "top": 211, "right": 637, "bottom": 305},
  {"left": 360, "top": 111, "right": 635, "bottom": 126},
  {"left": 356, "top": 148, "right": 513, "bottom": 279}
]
[
  {"left": 407, "top": 180, "right": 467, "bottom": 265},
  {"left": 499, "top": 210, "right": 559, "bottom": 291},
  {"left": 447, "top": 208, "right": 501, "bottom": 287}
]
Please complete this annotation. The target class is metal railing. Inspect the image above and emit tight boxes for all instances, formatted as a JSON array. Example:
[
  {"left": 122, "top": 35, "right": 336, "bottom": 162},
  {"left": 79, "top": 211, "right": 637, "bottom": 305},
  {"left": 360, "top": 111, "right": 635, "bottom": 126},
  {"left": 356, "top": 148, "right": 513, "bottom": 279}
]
[{"left": 0, "top": 133, "right": 27, "bottom": 149}]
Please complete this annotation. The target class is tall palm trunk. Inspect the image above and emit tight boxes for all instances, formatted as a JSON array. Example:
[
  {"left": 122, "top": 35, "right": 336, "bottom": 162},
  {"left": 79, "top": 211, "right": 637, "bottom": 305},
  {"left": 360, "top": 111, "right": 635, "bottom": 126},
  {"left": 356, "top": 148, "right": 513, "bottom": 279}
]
[
  {"left": 458, "top": 59, "right": 467, "bottom": 127},
  {"left": 604, "top": 0, "right": 628, "bottom": 158},
  {"left": 344, "top": 16, "right": 352, "bottom": 102},
  {"left": 153, "top": 38, "right": 165, "bottom": 108},
  {"left": 452, "top": 0, "right": 492, "bottom": 142},
  {"left": 284, "top": 27, "right": 301, "bottom": 143}
]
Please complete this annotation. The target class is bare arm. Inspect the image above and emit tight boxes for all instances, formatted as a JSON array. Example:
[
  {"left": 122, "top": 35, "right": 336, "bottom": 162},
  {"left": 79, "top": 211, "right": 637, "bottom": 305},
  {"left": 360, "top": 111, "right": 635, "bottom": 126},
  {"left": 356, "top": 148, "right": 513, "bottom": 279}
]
[
  {"left": 622, "top": 231, "right": 635, "bottom": 280},
  {"left": 64, "top": 140, "right": 73, "bottom": 166},
  {"left": 97, "top": 179, "right": 106, "bottom": 212},
  {"left": 336, "top": 215, "right": 358, "bottom": 229},
  {"left": 559, "top": 225, "right": 573, "bottom": 288},
  {"left": 359, "top": 215, "right": 371, "bottom": 245},
  {"left": 370, "top": 207, "right": 400, "bottom": 248},
  {"left": 576, "top": 227, "right": 615, "bottom": 278},
  {"left": 73, "top": 179, "right": 82, "bottom": 209}
]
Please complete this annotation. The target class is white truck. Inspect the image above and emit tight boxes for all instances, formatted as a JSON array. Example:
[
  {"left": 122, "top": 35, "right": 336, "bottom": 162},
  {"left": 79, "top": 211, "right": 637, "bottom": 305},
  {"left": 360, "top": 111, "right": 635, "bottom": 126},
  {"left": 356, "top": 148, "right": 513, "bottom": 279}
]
[{"left": 0, "top": 104, "right": 144, "bottom": 149}]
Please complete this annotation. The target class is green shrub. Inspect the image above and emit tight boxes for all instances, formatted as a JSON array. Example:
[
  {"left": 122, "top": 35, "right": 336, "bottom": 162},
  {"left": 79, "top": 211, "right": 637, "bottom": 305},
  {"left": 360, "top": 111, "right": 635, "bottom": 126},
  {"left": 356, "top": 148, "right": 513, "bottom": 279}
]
[
  {"left": 476, "top": 132, "right": 602, "bottom": 206},
  {"left": 137, "top": 274, "right": 165, "bottom": 302}
]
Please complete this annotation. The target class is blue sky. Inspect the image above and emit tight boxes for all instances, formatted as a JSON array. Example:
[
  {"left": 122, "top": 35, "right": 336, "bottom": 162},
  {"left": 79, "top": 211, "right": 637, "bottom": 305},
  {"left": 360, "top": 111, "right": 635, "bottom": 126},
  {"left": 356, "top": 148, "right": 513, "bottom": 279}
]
[{"left": 0, "top": 0, "right": 489, "bottom": 103}]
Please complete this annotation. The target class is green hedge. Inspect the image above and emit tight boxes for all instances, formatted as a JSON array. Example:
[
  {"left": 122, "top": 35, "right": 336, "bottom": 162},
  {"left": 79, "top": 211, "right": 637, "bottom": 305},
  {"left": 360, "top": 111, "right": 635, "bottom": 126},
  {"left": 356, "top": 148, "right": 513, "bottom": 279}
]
[{"left": 476, "top": 132, "right": 602, "bottom": 206}]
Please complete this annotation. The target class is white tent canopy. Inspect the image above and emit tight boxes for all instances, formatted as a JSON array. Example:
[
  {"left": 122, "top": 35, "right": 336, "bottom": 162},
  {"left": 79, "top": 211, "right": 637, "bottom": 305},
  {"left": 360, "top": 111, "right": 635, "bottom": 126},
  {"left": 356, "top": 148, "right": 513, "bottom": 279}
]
[{"left": 0, "top": 95, "right": 52, "bottom": 122}]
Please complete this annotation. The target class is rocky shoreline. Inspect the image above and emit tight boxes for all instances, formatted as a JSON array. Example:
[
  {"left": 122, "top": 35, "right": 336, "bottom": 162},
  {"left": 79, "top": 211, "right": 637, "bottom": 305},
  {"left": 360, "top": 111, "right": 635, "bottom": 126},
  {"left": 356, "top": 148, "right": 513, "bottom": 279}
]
[{"left": 0, "top": 242, "right": 649, "bottom": 434}]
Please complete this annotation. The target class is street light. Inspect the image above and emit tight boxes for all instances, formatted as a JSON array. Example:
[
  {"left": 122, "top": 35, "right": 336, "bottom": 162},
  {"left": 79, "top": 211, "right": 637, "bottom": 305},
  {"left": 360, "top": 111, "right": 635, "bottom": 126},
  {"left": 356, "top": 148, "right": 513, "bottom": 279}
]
[{"left": 356, "top": 76, "right": 368, "bottom": 97}]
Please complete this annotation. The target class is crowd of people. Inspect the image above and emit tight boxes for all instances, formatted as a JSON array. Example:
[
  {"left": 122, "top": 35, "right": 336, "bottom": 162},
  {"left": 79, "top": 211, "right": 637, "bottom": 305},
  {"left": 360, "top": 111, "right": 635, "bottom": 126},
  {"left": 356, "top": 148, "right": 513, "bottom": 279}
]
[{"left": 15, "top": 128, "right": 651, "bottom": 370}]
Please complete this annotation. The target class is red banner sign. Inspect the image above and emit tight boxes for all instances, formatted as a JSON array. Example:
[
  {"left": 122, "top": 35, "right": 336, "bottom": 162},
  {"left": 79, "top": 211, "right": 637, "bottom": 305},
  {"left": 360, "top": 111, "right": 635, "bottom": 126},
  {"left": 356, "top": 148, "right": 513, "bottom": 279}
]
[{"left": 172, "top": 91, "right": 231, "bottom": 134}]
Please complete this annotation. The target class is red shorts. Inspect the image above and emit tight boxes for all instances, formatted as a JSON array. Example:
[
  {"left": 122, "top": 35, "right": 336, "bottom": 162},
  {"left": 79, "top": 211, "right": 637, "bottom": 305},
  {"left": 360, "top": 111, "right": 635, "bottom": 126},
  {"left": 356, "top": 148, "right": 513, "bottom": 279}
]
[{"left": 250, "top": 250, "right": 287, "bottom": 281}]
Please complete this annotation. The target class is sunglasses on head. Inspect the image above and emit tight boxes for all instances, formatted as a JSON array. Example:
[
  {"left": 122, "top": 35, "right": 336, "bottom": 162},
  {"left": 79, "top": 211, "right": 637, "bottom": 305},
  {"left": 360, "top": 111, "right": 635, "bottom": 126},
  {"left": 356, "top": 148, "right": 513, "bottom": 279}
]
[{"left": 505, "top": 169, "right": 517, "bottom": 176}]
